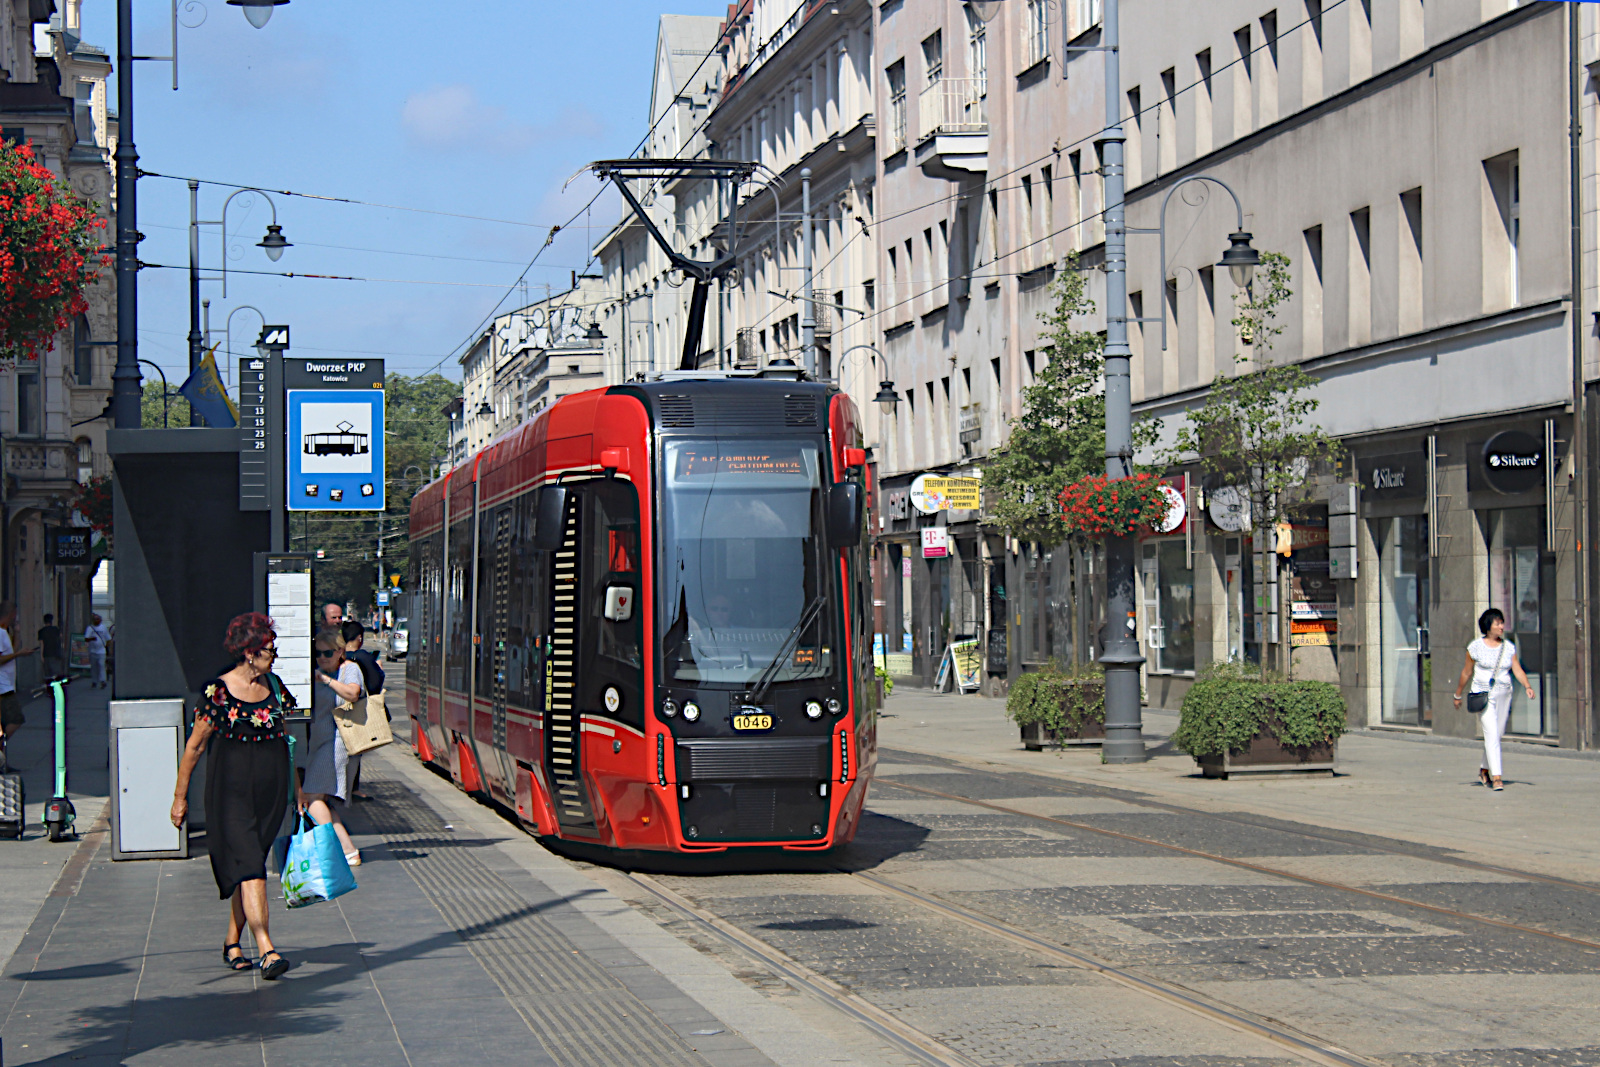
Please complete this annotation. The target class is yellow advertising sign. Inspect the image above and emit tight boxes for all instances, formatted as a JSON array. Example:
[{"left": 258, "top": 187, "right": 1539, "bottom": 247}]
[{"left": 910, "top": 474, "right": 982, "bottom": 513}]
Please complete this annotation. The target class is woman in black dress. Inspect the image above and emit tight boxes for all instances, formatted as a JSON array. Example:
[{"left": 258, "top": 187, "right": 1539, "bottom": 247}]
[{"left": 170, "top": 612, "right": 296, "bottom": 980}]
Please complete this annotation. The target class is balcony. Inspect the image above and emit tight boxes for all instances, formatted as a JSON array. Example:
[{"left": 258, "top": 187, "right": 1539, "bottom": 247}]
[
  {"left": 5, "top": 439, "right": 77, "bottom": 483},
  {"left": 915, "top": 78, "right": 988, "bottom": 177}
]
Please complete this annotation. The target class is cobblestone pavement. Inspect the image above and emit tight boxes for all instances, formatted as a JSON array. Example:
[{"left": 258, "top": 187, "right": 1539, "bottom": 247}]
[{"left": 624, "top": 689, "right": 1600, "bottom": 1067}]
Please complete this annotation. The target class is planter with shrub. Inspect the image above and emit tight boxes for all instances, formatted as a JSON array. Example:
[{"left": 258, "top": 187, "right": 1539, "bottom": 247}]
[
  {"left": 1005, "top": 664, "right": 1105, "bottom": 749},
  {"left": 1171, "top": 662, "right": 1345, "bottom": 778}
]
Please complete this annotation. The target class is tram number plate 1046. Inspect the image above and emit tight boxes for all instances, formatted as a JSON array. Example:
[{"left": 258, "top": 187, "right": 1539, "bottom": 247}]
[{"left": 732, "top": 713, "right": 773, "bottom": 732}]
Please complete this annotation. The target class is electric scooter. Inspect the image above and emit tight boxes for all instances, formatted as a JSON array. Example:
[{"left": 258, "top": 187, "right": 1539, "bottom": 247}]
[{"left": 40, "top": 677, "right": 73, "bottom": 842}]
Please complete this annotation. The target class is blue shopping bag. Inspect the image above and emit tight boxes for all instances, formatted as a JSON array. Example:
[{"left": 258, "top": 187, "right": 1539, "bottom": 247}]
[{"left": 280, "top": 814, "right": 357, "bottom": 908}]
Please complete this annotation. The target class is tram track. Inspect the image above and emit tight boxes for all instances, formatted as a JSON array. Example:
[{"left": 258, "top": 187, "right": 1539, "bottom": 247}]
[
  {"left": 624, "top": 758, "right": 1600, "bottom": 1067},
  {"left": 878, "top": 746, "right": 1600, "bottom": 897},
  {"left": 626, "top": 863, "right": 1382, "bottom": 1067},
  {"left": 874, "top": 775, "right": 1600, "bottom": 954}
]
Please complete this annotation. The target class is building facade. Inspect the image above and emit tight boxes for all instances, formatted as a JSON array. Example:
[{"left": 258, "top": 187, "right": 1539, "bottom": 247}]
[{"left": 0, "top": 0, "right": 115, "bottom": 682}]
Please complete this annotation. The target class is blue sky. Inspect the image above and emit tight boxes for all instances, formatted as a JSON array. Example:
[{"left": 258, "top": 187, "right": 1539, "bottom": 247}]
[{"left": 79, "top": 0, "right": 727, "bottom": 387}]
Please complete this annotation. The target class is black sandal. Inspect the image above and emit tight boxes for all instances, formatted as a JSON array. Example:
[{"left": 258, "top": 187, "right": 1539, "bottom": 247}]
[
  {"left": 223, "top": 943, "right": 252, "bottom": 971},
  {"left": 258, "top": 951, "right": 290, "bottom": 980}
]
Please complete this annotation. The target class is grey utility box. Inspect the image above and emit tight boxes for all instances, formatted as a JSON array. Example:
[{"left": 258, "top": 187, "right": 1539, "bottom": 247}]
[{"left": 110, "top": 699, "right": 188, "bottom": 861}]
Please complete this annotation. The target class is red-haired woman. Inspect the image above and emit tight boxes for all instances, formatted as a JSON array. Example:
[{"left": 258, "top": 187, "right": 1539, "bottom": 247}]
[{"left": 170, "top": 612, "right": 295, "bottom": 980}]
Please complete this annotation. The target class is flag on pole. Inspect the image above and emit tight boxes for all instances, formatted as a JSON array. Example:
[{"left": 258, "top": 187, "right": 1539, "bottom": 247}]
[{"left": 179, "top": 345, "right": 240, "bottom": 429}]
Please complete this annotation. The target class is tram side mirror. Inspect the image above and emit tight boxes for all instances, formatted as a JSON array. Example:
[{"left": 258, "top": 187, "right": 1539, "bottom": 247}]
[
  {"left": 534, "top": 485, "right": 567, "bottom": 551},
  {"left": 827, "top": 482, "right": 862, "bottom": 547}
]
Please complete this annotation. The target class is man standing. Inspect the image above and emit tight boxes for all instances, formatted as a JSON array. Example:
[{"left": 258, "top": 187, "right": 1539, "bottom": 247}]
[
  {"left": 0, "top": 601, "right": 38, "bottom": 769},
  {"left": 85, "top": 614, "right": 112, "bottom": 690},
  {"left": 321, "top": 603, "right": 343, "bottom": 633},
  {"left": 37, "top": 614, "right": 63, "bottom": 680}
]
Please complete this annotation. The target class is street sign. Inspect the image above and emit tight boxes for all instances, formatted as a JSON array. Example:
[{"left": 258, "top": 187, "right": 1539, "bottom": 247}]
[
  {"left": 284, "top": 358, "right": 384, "bottom": 390},
  {"left": 376, "top": 591, "right": 390, "bottom": 605},
  {"left": 287, "top": 388, "right": 385, "bottom": 510},
  {"left": 45, "top": 527, "right": 91, "bottom": 565}
]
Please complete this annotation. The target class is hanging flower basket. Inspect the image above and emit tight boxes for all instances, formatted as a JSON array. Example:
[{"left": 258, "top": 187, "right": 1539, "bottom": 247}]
[
  {"left": 1057, "top": 472, "right": 1172, "bottom": 539},
  {"left": 0, "top": 140, "right": 107, "bottom": 364}
]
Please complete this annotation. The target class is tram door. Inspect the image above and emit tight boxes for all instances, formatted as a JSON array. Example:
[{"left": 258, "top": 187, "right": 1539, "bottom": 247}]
[
  {"left": 545, "top": 487, "right": 596, "bottom": 835},
  {"left": 489, "top": 506, "right": 515, "bottom": 796}
]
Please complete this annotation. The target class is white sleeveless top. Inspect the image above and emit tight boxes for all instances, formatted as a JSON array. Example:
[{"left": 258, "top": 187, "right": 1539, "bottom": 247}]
[{"left": 1467, "top": 638, "right": 1515, "bottom": 694}]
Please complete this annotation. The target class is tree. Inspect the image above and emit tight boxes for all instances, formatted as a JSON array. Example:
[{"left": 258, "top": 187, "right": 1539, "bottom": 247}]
[
  {"left": 298, "top": 372, "right": 458, "bottom": 612},
  {"left": 987, "top": 256, "right": 1162, "bottom": 546},
  {"left": 1166, "top": 251, "right": 1340, "bottom": 675},
  {"left": 141, "top": 380, "right": 190, "bottom": 428},
  {"left": 0, "top": 140, "right": 105, "bottom": 363}
]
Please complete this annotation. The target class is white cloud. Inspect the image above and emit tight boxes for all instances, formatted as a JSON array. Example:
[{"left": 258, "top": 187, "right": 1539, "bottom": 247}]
[{"left": 401, "top": 84, "right": 603, "bottom": 155}]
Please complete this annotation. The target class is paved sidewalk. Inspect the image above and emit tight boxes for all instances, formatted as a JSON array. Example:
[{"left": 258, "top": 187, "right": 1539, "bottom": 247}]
[
  {"left": 0, "top": 735, "right": 913, "bottom": 1066},
  {"left": 879, "top": 687, "right": 1600, "bottom": 883},
  {"left": 0, "top": 680, "right": 110, "bottom": 979}
]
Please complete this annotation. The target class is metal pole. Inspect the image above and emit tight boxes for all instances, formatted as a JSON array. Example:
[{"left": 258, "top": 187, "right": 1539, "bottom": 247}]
[
  {"left": 188, "top": 180, "right": 202, "bottom": 426},
  {"left": 1098, "top": 0, "right": 1147, "bottom": 763},
  {"left": 801, "top": 167, "right": 815, "bottom": 377},
  {"left": 111, "top": 0, "right": 142, "bottom": 429},
  {"left": 1570, "top": 2, "right": 1591, "bottom": 749}
]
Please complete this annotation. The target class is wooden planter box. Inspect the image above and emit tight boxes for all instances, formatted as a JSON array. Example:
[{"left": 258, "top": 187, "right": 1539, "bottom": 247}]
[
  {"left": 1195, "top": 727, "right": 1337, "bottom": 779},
  {"left": 1020, "top": 716, "right": 1105, "bottom": 750}
]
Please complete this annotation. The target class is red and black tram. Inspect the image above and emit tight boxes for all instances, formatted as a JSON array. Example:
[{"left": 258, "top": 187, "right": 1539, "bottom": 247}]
[{"left": 405, "top": 375, "right": 877, "bottom": 852}]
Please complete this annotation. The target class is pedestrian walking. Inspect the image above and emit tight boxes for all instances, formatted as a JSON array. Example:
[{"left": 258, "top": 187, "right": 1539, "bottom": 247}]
[
  {"left": 0, "top": 601, "right": 37, "bottom": 771},
  {"left": 85, "top": 613, "right": 111, "bottom": 689},
  {"left": 320, "top": 603, "right": 343, "bottom": 631},
  {"left": 168, "top": 612, "right": 295, "bottom": 980},
  {"left": 303, "top": 629, "right": 364, "bottom": 866},
  {"left": 37, "top": 613, "right": 63, "bottom": 680},
  {"left": 1452, "top": 607, "right": 1536, "bottom": 792},
  {"left": 341, "top": 620, "right": 385, "bottom": 802}
]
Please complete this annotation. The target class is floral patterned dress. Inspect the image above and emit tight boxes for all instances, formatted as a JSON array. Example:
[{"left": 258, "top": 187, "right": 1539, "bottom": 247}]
[{"left": 195, "top": 673, "right": 293, "bottom": 899}]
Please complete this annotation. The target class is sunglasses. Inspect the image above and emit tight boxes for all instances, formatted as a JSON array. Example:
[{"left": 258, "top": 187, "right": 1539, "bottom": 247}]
[
  {"left": 255, "top": 647, "right": 279, "bottom": 659},
  {"left": 315, "top": 650, "right": 341, "bottom": 659}
]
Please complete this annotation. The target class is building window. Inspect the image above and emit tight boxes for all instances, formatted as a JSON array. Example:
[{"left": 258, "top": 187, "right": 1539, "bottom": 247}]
[
  {"left": 74, "top": 314, "right": 93, "bottom": 384},
  {"left": 16, "top": 365, "right": 41, "bottom": 437},
  {"left": 1070, "top": 0, "right": 1103, "bottom": 38},
  {"left": 1483, "top": 151, "right": 1520, "bottom": 309},
  {"left": 76, "top": 437, "right": 93, "bottom": 483},
  {"left": 1022, "top": 0, "right": 1050, "bottom": 69},
  {"left": 921, "top": 30, "right": 943, "bottom": 87},
  {"left": 886, "top": 60, "right": 907, "bottom": 153},
  {"left": 966, "top": 5, "right": 987, "bottom": 84}
]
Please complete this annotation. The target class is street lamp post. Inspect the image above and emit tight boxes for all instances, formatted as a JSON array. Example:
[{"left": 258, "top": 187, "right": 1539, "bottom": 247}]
[
  {"left": 1095, "top": 0, "right": 1146, "bottom": 763},
  {"left": 189, "top": 187, "right": 291, "bottom": 425},
  {"left": 1096, "top": 0, "right": 1259, "bottom": 763},
  {"left": 113, "top": 1, "right": 291, "bottom": 429}
]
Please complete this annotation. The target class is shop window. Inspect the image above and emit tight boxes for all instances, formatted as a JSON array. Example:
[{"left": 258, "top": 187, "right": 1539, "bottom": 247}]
[
  {"left": 1142, "top": 540, "right": 1195, "bottom": 673},
  {"left": 1488, "top": 507, "right": 1556, "bottom": 737},
  {"left": 1376, "top": 516, "right": 1430, "bottom": 727}
]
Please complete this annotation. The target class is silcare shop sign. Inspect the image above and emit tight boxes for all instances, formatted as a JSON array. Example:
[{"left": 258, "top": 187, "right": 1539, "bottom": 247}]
[{"left": 287, "top": 359, "right": 385, "bottom": 511}]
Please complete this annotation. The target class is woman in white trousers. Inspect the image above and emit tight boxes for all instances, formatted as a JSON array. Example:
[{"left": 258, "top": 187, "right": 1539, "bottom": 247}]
[{"left": 1451, "top": 608, "right": 1535, "bottom": 792}]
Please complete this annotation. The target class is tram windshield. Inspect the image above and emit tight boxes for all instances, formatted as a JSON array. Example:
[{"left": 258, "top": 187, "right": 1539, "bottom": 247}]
[{"left": 660, "top": 438, "right": 833, "bottom": 687}]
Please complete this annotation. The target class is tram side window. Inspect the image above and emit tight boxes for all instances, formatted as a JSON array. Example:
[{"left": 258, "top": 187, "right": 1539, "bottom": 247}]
[
  {"left": 425, "top": 533, "right": 444, "bottom": 690},
  {"left": 445, "top": 519, "right": 472, "bottom": 691},
  {"left": 505, "top": 491, "right": 539, "bottom": 709},
  {"left": 581, "top": 481, "right": 643, "bottom": 727},
  {"left": 475, "top": 507, "right": 499, "bottom": 700}
]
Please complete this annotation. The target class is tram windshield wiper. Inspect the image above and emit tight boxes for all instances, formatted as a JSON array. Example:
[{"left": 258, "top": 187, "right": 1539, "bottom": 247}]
[{"left": 747, "top": 595, "right": 825, "bottom": 706}]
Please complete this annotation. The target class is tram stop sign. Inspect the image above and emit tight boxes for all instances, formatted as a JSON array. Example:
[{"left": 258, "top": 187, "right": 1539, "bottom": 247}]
[{"left": 286, "top": 359, "right": 385, "bottom": 511}]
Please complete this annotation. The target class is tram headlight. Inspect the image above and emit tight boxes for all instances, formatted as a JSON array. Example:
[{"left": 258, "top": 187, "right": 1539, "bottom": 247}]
[
  {"left": 682, "top": 701, "right": 701, "bottom": 722},
  {"left": 662, "top": 698, "right": 678, "bottom": 718},
  {"left": 804, "top": 700, "right": 824, "bottom": 720},
  {"left": 826, "top": 697, "right": 843, "bottom": 715}
]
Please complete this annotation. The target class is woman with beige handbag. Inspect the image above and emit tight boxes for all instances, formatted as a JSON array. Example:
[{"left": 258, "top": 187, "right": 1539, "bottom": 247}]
[
  {"left": 303, "top": 630, "right": 365, "bottom": 866},
  {"left": 341, "top": 621, "right": 388, "bottom": 800}
]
